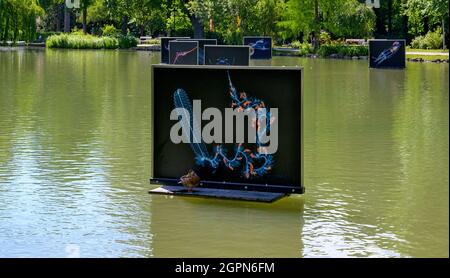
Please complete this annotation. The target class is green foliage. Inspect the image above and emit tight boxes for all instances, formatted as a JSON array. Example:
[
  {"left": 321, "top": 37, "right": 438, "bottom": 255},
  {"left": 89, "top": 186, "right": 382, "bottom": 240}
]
[
  {"left": 324, "top": 0, "right": 375, "bottom": 39},
  {"left": 166, "top": 3, "right": 193, "bottom": 34},
  {"left": 319, "top": 31, "right": 331, "bottom": 44},
  {"left": 2, "top": 0, "right": 448, "bottom": 49},
  {"left": 46, "top": 33, "right": 119, "bottom": 49},
  {"left": 290, "top": 41, "right": 314, "bottom": 55},
  {"left": 117, "top": 34, "right": 138, "bottom": 48},
  {"left": 279, "top": 0, "right": 375, "bottom": 42},
  {"left": 410, "top": 28, "right": 444, "bottom": 49},
  {"left": 0, "top": 0, "right": 44, "bottom": 43},
  {"left": 317, "top": 44, "right": 368, "bottom": 57},
  {"left": 406, "top": 0, "right": 449, "bottom": 37},
  {"left": 102, "top": 24, "right": 120, "bottom": 37}
]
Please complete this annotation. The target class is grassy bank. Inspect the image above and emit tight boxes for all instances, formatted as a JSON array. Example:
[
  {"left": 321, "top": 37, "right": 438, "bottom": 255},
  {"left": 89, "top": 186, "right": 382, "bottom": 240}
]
[
  {"left": 46, "top": 33, "right": 138, "bottom": 49},
  {"left": 406, "top": 48, "right": 449, "bottom": 53},
  {"left": 406, "top": 54, "right": 449, "bottom": 61}
]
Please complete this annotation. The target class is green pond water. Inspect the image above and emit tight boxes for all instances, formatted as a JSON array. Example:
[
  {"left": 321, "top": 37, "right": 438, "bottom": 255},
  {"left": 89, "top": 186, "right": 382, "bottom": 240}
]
[{"left": 0, "top": 49, "right": 448, "bottom": 258}]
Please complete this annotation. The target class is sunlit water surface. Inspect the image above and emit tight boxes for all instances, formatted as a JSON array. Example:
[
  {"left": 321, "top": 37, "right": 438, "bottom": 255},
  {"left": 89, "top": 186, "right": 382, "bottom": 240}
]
[{"left": 0, "top": 49, "right": 448, "bottom": 257}]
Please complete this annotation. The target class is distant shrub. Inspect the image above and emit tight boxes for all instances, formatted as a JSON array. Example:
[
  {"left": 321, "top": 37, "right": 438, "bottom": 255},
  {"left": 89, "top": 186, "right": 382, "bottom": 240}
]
[
  {"left": 291, "top": 41, "right": 314, "bottom": 55},
  {"left": 118, "top": 35, "right": 138, "bottom": 48},
  {"left": 70, "top": 28, "right": 85, "bottom": 36},
  {"left": 319, "top": 31, "right": 332, "bottom": 45},
  {"left": 318, "top": 44, "right": 368, "bottom": 57},
  {"left": 142, "top": 38, "right": 160, "bottom": 45},
  {"left": 410, "top": 28, "right": 443, "bottom": 49},
  {"left": 46, "top": 34, "right": 119, "bottom": 49},
  {"left": 102, "top": 25, "right": 119, "bottom": 37}
]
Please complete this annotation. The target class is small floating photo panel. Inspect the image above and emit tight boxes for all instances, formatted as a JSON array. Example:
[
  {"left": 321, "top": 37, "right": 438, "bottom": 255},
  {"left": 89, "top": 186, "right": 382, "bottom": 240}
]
[
  {"left": 243, "top": 36, "right": 272, "bottom": 60},
  {"left": 160, "top": 37, "right": 190, "bottom": 64},
  {"left": 151, "top": 65, "right": 304, "bottom": 195},
  {"left": 369, "top": 39, "right": 406, "bottom": 69},
  {"left": 169, "top": 41, "right": 199, "bottom": 65},
  {"left": 176, "top": 39, "right": 217, "bottom": 64},
  {"left": 204, "top": 45, "right": 250, "bottom": 66}
]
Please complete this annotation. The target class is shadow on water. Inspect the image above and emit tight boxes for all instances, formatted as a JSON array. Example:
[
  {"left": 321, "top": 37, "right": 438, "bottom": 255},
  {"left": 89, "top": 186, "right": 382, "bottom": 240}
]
[{"left": 150, "top": 193, "right": 305, "bottom": 257}]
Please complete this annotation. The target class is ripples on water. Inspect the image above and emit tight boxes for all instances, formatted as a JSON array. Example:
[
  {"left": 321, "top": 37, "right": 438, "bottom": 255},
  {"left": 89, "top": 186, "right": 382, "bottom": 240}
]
[{"left": 0, "top": 49, "right": 448, "bottom": 257}]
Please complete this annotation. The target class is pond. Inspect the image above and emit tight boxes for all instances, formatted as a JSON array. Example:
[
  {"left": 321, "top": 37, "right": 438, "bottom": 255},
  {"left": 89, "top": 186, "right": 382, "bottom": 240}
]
[{"left": 0, "top": 49, "right": 448, "bottom": 257}]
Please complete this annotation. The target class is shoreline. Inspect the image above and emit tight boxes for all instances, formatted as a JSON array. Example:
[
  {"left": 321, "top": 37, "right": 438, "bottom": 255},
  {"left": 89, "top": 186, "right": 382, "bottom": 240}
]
[{"left": 2, "top": 44, "right": 448, "bottom": 63}]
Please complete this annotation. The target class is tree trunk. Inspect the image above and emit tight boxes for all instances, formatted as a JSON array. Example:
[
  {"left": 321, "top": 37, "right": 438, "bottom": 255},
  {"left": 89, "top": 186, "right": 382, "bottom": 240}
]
[
  {"left": 190, "top": 15, "right": 204, "bottom": 39},
  {"left": 312, "top": 0, "right": 319, "bottom": 49},
  {"left": 82, "top": 7, "right": 87, "bottom": 34},
  {"left": 56, "top": 4, "right": 62, "bottom": 32},
  {"left": 64, "top": 8, "right": 71, "bottom": 33},
  {"left": 140, "top": 25, "right": 145, "bottom": 37},
  {"left": 121, "top": 16, "right": 128, "bottom": 35},
  {"left": 402, "top": 14, "right": 408, "bottom": 41},
  {"left": 180, "top": 0, "right": 204, "bottom": 38},
  {"left": 3, "top": 16, "right": 10, "bottom": 42},
  {"left": 443, "top": 19, "right": 446, "bottom": 50},
  {"left": 424, "top": 17, "right": 429, "bottom": 34},
  {"left": 387, "top": 0, "right": 392, "bottom": 36}
]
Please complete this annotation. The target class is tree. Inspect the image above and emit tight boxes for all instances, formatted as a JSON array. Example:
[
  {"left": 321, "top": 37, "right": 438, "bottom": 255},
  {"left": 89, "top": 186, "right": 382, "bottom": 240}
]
[
  {"left": 325, "top": 0, "right": 375, "bottom": 38},
  {"left": 80, "top": 0, "right": 94, "bottom": 33},
  {"left": 130, "top": 0, "right": 162, "bottom": 36},
  {"left": 104, "top": 0, "right": 134, "bottom": 34},
  {"left": 279, "top": 0, "right": 375, "bottom": 45},
  {"left": 0, "top": 0, "right": 44, "bottom": 42},
  {"left": 406, "top": 0, "right": 449, "bottom": 42},
  {"left": 182, "top": 0, "right": 207, "bottom": 38}
]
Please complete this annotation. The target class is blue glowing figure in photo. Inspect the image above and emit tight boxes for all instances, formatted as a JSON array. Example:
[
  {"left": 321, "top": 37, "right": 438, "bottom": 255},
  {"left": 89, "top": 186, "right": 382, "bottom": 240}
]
[
  {"left": 373, "top": 41, "right": 401, "bottom": 66},
  {"left": 172, "top": 72, "right": 274, "bottom": 179},
  {"left": 245, "top": 37, "right": 272, "bottom": 59},
  {"left": 208, "top": 57, "right": 235, "bottom": 66}
]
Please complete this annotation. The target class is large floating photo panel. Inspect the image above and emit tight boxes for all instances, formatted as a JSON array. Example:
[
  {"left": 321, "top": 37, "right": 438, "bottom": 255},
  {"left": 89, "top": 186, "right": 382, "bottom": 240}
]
[
  {"left": 160, "top": 37, "right": 190, "bottom": 64},
  {"left": 176, "top": 39, "right": 217, "bottom": 64},
  {"left": 243, "top": 36, "right": 272, "bottom": 60},
  {"left": 369, "top": 39, "right": 406, "bottom": 69},
  {"left": 151, "top": 65, "right": 304, "bottom": 194},
  {"left": 204, "top": 45, "right": 250, "bottom": 66},
  {"left": 169, "top": 41, "right": 199, "bottom": 65}
]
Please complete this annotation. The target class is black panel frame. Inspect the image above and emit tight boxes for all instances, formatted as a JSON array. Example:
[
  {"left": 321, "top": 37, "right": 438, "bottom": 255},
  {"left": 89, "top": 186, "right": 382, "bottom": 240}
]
[
  {"left": 204, "top": 45, "right": 250, "bottom": 66},
  {"left": 243, "top": 36, "right": 273, "bottom": 60},
  {"left": 369, "top": 39, "right": 406, "bottom": 69},
  {"left": 150, "top": 65, "right": 304, "bottom": 194}
]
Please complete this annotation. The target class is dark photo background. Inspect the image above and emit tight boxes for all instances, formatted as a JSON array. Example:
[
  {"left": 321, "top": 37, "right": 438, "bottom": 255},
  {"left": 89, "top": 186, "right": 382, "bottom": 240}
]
[
  {"left": 244, "top": 37, "right": 273, "bottom": 59},
  {"left": 176, "top": 39, "right": 217, "bottom": 64},
  {"left": 169, "top": 41, "right": 199, "bottom": 65},
  {"left": 204, "top": 46, "right": 250, "bottom": 66}
]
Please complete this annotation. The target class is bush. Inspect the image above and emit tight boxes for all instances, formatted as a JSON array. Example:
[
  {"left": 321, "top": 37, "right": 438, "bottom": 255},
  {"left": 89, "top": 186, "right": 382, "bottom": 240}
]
[
  {"left": 46, "top": 34, "right": 119, "bottom": 49},
  {"left": 318, "top": 44, "right": 368, "bottom": 57},
  {"left": 291, "top": 41, "right": 314, "bottom": 56},
  {"left": 117, "top": 35, "right": 138, "bottom": 48},
  {"left": 319, "top": 31, "right": 332, "bottom": 45},
  {"left": 222, "top": 30, "right": 243, "bottom": 45},
  {"left": 410, "top": 28, "right": 443, "bottom": 49},
  {"left": 102, "top": 25, "right": 119, "bottom": 37}
]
